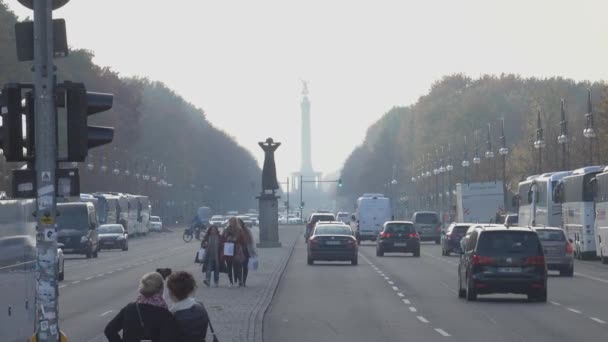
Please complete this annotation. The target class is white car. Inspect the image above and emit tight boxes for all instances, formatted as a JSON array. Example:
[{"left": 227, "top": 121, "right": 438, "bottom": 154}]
[
  {"left": 149, "top": 216, "right": 163, "bottom": 232},
  {"left": 288, "top": 216, "right": 302, "bottom": 224},
  {"left": 336, "top": 212, "right": 351, "bottom": 224},
  {"left": 210, "top": 215, "right": 225, "bottom": 226}
]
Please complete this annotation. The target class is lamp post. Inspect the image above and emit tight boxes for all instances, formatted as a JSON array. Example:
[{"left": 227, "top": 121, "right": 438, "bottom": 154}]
[
  {"left": 499, "top": 118, "right": 509, "bottom": 209},
  {"left": 438, "top": 146, "right": 446, "bottom": 216},
  {"left": 446, "top": 144, "right": 453, "bottom": 222},
  {"left": 583, "top": 89, "right": 596, "bottom": 165},
  {"left": 473, "top": 131, "right": 481, "bottom": 181},
  {"left": 411, "top": 176, "right": 417, "bottom": 212},
  {"left": 558, "top": 99, "right": 569, "bottom": 170},
  {"left": 485, "top": 123, "right": 495, "bottom": 182},
  {"left": 462, "top": 136, "right": 470, "bottom": 184},
  {"left": 534, "top": 109, "right": 546, "bottom": 174}
]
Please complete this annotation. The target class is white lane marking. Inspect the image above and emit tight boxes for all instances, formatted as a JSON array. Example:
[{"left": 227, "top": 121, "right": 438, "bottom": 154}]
[
  {"left": 391, "top": 286, "right": 399, "bottom": 291},
  {"left": 100, "top": 310, "right": 113, "bottom": 317},
  {"left": 96, "top": 274, "right": 104, "bottom": 278},
  {"left": 550, "top": 301, "right": 562, "bottom": 306},
  {"left": 107, "top": 271, "right": 114, "bottom": 275},
  {"left": 388, "top": 281, "right": 394, "bottom": 285},
  {"left": 384, "top": 276, "right": 390, "bottom": 280},
  {"left": 567, "top": 308, "right": 582, "bottom": 314},
  {"left": 72, "top": 280, "right": 80, "bottom": 284},
  {"left": 117, "top": 268, "right": 123, "bottom": 271},
  {"left": 435, "top": 328, "right": 451, "bottom": 337},
  {"left": 380, "top": 273, "right": 386, "bottom": 277},
  {"left": 59, "top": 284, "right": 67, "bottom": 289},
  {"left": 574, "top": 272, "right": 608, "bottom": 284},
  {"left": 85, "top": 277, "right": 93, "bottom": 281},
  {"left": 417, "top": 316, "right": 429, "bottom": 323},
  {"left": 402, "top": 299, "right": 411, "bottom": 304},
  {"left": 397, "top": 292, "right": 405, "bottom": 297},
  {"left": 590, "top": 317, "right": 606, "bottom": 324},
  {"left": 409, "top": 307, "right": 417, "bottom": 312}
]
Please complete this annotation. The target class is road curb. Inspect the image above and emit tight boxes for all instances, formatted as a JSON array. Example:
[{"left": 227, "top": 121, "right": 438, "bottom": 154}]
[{"left": 248, "top": 227, "right": 301, "bottom": 342}]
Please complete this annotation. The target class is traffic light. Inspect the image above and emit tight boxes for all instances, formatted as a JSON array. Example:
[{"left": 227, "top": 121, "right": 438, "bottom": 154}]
[
  {"left": 58, "top": 81, "right": 114, "bottom": 161},
  {"left": 0, "top": 83, "right": 27, "bottom": 161},
  {"left": 338, "top": 179, "right": 343, "bottom": 187}
]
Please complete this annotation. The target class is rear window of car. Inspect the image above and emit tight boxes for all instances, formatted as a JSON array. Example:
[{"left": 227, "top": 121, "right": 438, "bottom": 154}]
[
  {"left": 476, "top": 231, "right": 542, "bottom": 255},
  {"left": 315, "top": 226, "right": 352, "bottom": 235},
  {"left": 535, "top": 229, "right": 565, "bottom": 242},
  {"left": 452, "top": 226, "right": 470, "bottom": 234},
  {"left": 414, "top": 213, "right": 439, "bottom": 224},
  {"left": 385, "top": 223, "right": 414, "bottom": 233},
  {"left": 313, "top": 215, "right": 335, "bottom": 222},
  {"left": 506, "top": 215, "right": 518, "bottom": 224}
]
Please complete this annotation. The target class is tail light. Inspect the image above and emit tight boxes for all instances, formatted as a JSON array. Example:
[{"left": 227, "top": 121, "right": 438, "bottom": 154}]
[
  {"left": 380, "top": 232, "right": 393, "bottom": 239},
  {"left": 525, "top": 256, "right": 545, "bottom": 266},
  {"left": 346, "top": 238, "right": 356, "bottom": 247},
  {"left": 408, "top": 232, "right": 420, "bottom": 239},
  {"left": 472, "top": 254, "right": 495, "bottom": 266},
  {"left": 309, "top": 237, "right": 320, "bottom": 247},
  {"left": 565, "top": 241, "right": 574, "bottom": 254}
]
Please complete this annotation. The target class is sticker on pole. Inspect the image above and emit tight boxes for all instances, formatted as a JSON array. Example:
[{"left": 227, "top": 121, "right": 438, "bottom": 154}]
[
  {"left": 41, "top": 172, "right": 51, "bottom": 182},
  {"left": 41, "top": 216, "right": 54, "bottom": 225},
  {"left": 43, "top": 228, "right": 56, "bottom": 241},
  {"left": 38, "top": 195, "right": 52, "bottom": 210}
]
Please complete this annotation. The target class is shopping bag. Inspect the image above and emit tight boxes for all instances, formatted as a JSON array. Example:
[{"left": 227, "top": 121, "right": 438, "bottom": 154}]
[
  {"left": 197, "top": 248, "right": 206, "bottom": 263},
  {"left": 223, "top": 242, "right": 235, "bottom": 256},
  {"left": 248, "top": 256, "right": 259, "bottom": 271}
]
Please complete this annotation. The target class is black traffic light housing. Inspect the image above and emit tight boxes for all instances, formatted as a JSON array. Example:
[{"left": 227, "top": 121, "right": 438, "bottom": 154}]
[
  {"left": 58, "top": 81, "right": 114, "bottom": 161},
  {"left": 0, "top": 83, "right": 29, "bottom": 161}
]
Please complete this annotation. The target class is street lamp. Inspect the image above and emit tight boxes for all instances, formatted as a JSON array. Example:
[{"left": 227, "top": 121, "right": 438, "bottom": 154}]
[
  {"left": 558, "top": 99, "right": 569, "bottom": 170},
  {"left": 473, "top": 130, "right": 481, "bottom": 181},
  {"left": 534, "top": 109, "right": 546, "bottom": 173},
  {"left": 583, "top": 89, "right": 596, "bottom": 165},
  {"left": 499, "top": 118, "right": 509, "bottom": 210}
]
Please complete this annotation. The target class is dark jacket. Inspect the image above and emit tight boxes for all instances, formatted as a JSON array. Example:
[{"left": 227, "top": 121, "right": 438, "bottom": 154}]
[
  {"left": 174, "top": 302, "right": 209, "bottom": 342},
  {"left": 104, "top": 303, "right": 178, "bottom": 342}
]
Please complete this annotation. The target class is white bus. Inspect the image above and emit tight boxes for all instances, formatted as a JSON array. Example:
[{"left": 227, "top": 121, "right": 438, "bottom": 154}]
[
  {"left": 517, "top": 171, "right": 572, "bottom": 227},
  {"left": 556, "top": 166, "right": 604, "bottom": 260},
  {"left": 136, "top": 195, "right": 151, "bottom": 235},
  {"left": 592, "top": 167, "right": 608, "bottom": 263}
]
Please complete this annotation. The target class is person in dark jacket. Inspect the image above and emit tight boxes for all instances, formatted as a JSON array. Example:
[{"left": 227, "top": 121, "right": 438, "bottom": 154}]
[
  {"left": 105, "top": 272, "right": 178, "bottom": 342},
  {"left": 166, "top": 271, "right": 209, "bottom": 342},
  {"left": 238, "top": 218, "right": 257, "bottom": 287}
]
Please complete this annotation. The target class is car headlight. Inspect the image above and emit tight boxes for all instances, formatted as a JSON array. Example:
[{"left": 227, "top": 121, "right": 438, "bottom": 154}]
[
  {"left": 117, "top": 235, "right": 126, "bottom": 240},
  {"left": 80, "top": 236, "right": 90, "bottom": 243}
]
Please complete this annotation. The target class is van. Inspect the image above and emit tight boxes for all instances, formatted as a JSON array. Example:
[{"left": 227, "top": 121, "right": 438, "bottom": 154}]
[
  {"left": 56, "top": 202, "right": 100, "bottom": 258},
  {"left": 411, "top": 211, "right": 441, "bottom": 244},
  {"left": 356, "top": 195, "right": 392, "bottom": 243}
]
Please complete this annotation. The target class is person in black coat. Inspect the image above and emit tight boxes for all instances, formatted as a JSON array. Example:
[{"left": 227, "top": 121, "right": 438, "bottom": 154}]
[
  {"left": 166, "top": 271, "right": 210, "bottom": 342},
  {"left": 105, "top": 272, "right": 178, "bottom": 342}
]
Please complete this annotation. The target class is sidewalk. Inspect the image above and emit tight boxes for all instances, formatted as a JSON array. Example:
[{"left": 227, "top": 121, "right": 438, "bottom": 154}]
[{"left": 186, "top": 225, "right": 301, "bottom": 342}]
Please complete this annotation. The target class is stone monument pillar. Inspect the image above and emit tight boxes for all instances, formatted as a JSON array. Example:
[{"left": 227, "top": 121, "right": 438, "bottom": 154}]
[{"left": 257, "top": 138, "right": 282, "bottom": 248}]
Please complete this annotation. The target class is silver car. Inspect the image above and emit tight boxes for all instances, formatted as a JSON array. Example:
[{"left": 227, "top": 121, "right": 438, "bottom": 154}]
[{"left": 534, "top": 227, "right": 574, "bottom": 277}]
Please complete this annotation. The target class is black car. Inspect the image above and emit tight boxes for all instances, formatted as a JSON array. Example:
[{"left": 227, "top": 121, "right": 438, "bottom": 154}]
[
  {"left": 305, "top": 213, "right": 336, "bottom": 242},
  {"left": 376, "top": 221, "right": 420, "bottom": 257},
  {"left": 411, "top": 211, "right": 442, "bottom": 244},
  {"left": 458, "top": 225, "right": 547, "bottom": 302},
  {"left": 98, "top": 224, "right": 129, "bottom": 251},
  {"left": 56, "top": 202, "right": 100, "bottom": 258},
  {"left": 307, "top": 223, "right": 358, "bottom": 265},
  {"left": 441, "top": 223, "right": 471, "bottom": 256}
]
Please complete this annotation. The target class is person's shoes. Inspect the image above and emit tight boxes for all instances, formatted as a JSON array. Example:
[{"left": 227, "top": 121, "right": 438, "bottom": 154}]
[
  {"left": 214, "top": 282, "right": 219, "bottom": 288},
  {"left": 203, "top": 280, "right": 210, "bottom": 287},
  {"left": 238, "top": 282, "right": 243, "bottom": 287},
  {"left": 243, "top": 282, "right": 247, "bottom": 287},
  {"left": 229, "top": 283, "right": 234, "bottom": 288}
]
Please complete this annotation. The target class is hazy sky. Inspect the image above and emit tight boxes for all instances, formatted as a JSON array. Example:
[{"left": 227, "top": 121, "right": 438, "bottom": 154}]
[{"left": 8, "top": 0, "right": 608, "bottom": 183}]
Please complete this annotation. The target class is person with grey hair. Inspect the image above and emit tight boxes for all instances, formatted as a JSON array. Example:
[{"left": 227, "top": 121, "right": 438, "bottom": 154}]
[{"left": 105, "top": 272, "right": 179, "bottom": 342}]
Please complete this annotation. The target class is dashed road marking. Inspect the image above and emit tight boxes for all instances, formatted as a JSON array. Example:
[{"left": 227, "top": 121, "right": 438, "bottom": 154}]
[
  {"left": 574, "top": 272, "right": 608, "bottom": 284},
  {"left": 85, "top": 277, "right": 93, "bottom": 281},
  {"left": 590, "top": 317, "right": 606, "bottom": 324},
  {"left": 388, "top": 281, "right": 394, "bottom": 285},
  {"left": 409, "top": 307, "right": 417, "bottom": 312},
  {"left": 72, "top": 280, "right": 80, "bottom": 284},
  {"left": 391, "top": 286, "right": 399, "bottom": 291},
  {"left": 434, "top": 328, "right": 451, "bottom": 337},
  {"left": 550, "top": 301, "right": 562, "bottom": 306},
  {"left": 417, "top": 316, "right": 429, "bottom": 323},
  {"left": 397, "top": 292, "right": 405, "bottom": 297},
  {"left": 96, "top": 274, "right": 104, "bottom": 278},
  {"left": 402, "top": 299, "right": 411, "bottom": 304},
  {"left": 59, "top": 284, "right": 67, "bottom": 289},
  {"left": 100, "top": 310, "right": 113, "bottom": 316},
  {"left": 567, "top": 308, "right": 582, "bottom": 314},
  {"left": 117, "top": 268, "right": 123, "bottom": 271}
]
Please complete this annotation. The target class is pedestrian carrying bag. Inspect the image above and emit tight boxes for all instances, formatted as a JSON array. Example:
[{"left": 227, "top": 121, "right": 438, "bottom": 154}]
[
  {"left": 196, "top": 248, "right": 206, "bottom": 263},
  {"left": 248, "top": 256, "right": 259, "bottom": 271},
  {"left": 135, "top": 303, "right": 152, "bottom": 342},
  {"left": 208, "top": 317, "right": 220, "bottom": 342},
  {"left": 223, "top": 242, "right": 235, "bottom": 256}
]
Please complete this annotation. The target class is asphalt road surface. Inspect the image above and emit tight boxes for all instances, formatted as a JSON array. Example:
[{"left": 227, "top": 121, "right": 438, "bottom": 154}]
[
  {"left": 265, "top": 238, "right": 608, "bottom": 342},
  {"left": 57, "top": 230, "right": 194, "bottom": 342}
]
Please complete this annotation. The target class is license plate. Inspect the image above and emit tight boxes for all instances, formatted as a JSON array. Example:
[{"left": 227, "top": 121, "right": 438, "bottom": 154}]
[
  {"left": 394, "top": 242, "right": 407, "bottom": 247},
  {"left": 498, "top": 267, "right": 522, "bottom": 273},
  {"left": 325, "top": 241, "right": 341, "bottom": 245}
]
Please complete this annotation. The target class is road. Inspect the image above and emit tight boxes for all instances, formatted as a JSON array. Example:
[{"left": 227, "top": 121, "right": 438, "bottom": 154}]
[
  {"left": 57, "top": 230, "right": 195, "bottom": 342},
  {"left": 265, "top": 237, "right": 608, "bottom": 342}
]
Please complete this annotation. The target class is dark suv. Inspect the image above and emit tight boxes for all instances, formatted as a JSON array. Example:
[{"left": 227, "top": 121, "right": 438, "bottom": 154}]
[
  {"left": 458, "top": 225, "right": 547, "bottom": 302},
  {"left": 441, "top": 223, "right": 471, "bottom": 256},
  {"left": 411, "top": 211, "right": 442, "bottom": 244},
  {"left": 376, "top": 221, "right": 420, "bottom": 257},
  {"left": 305, "top": 213, "right": 336, "bottom": 242}
]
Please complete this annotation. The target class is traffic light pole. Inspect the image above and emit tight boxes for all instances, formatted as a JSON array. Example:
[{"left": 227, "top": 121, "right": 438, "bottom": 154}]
[{"left": 33, "top": 1, "right": 60, "bottom": 341}]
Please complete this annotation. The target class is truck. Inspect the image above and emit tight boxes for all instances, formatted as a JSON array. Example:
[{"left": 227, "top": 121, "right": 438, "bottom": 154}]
[
  {"left": 355, "top": 194, "right": 392, "bottom": 243},
  {"left": 456, "top": 181, "right": 504, "bottom": 224}
]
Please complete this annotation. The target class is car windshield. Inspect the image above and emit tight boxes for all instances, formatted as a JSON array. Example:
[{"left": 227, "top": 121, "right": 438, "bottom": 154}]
[
  {"left": 150, "top": 217, "right": 160, "bottom": 222},
  {"left": 56, "top": 206, "right": 89, "bottom": 230},
  {"left": 385, "top": 223, "right": 413, "bottom": 233},
  {"left": 414, "top": 213, "right": 438, "bottom": 224},
  {"left": 507, "top": 216, "right": 518, "bottom": 224},
  {"left": 314, "top": 226, "right": 352, "bottom": 235},
  {"left": 452, "top": 226, "right": 470, "bottom": 235},
  {"left": 476, "top": 231, "right": 542, "bottom": 255},
  {"left": 99, "top": 226, "right": 123, "bottom": 234},
  {"left": 313, "top": 215, "right": 335, "bottom": 222},
  {"left": 535, "top": 229, "right": 566, "bottom": 242}
]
